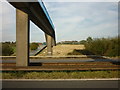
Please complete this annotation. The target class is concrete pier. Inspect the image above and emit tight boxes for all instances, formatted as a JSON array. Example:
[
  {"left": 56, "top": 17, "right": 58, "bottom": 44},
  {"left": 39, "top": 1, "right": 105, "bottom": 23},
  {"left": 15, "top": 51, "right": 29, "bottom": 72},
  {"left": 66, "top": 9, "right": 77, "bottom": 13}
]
[
  {"left": 16, "top": 9, "right": 29, "bottom": 66},
  {"left": 45, "top": 34, "right": 52, "bottom": 55}
]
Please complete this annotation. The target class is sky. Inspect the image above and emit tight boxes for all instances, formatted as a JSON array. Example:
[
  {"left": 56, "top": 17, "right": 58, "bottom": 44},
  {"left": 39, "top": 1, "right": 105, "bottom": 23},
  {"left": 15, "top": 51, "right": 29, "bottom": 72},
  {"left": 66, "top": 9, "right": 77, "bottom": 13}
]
[{"left": 0, "top": 0, "right": 118, "bottom": 43}]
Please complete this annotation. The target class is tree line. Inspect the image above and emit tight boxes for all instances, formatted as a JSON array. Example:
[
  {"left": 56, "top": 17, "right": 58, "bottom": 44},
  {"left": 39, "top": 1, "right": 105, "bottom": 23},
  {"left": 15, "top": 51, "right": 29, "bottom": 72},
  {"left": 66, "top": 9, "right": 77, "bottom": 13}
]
[
  {"left": 1, "top": 36, "right": 119, "bottom": 57},
  {"left": 1, "top": 42, "right": 44, "bottom": 56}
]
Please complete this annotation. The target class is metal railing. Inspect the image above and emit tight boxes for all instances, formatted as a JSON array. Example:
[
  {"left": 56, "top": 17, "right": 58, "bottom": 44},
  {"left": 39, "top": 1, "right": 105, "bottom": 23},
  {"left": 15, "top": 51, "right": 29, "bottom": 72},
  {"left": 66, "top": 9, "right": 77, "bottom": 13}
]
[{"left": 38, "top": 0, "right": 55, "bottom": 30}]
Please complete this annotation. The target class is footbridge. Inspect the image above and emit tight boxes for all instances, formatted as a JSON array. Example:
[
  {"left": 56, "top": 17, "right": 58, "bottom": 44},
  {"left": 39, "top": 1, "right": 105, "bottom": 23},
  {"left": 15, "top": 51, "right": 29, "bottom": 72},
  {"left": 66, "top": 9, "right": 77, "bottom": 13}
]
[{"left": 7, "top": 0, "right": 56, "bottom": 66}]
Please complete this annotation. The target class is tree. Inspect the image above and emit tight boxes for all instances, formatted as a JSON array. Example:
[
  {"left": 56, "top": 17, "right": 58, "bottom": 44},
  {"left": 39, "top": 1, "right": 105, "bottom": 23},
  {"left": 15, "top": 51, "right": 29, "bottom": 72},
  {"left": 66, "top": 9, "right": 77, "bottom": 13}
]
[{"left": 86, "top": 37, "right": 93, "bottom": 42}]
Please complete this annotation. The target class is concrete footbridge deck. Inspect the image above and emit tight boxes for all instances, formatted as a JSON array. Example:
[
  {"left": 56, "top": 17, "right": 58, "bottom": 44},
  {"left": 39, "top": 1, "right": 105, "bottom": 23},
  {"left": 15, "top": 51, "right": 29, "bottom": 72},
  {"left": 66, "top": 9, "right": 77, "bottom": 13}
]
[{"left": 8, "top": 1, "right": 55, "bottom": 37}]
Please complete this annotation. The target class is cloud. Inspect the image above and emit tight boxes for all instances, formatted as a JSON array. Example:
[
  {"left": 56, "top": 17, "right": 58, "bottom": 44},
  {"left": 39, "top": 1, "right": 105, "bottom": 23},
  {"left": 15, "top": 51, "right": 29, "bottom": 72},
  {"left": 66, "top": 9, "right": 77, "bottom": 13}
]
[
  {"left": 0, "top": 1, "right": 118, "bottom": 42},
  {"left": 45, "top": 2, "right": 118, "bottom": 42},
  {"left": 1, "top": 2, "right": 16, "bottom": 42}
]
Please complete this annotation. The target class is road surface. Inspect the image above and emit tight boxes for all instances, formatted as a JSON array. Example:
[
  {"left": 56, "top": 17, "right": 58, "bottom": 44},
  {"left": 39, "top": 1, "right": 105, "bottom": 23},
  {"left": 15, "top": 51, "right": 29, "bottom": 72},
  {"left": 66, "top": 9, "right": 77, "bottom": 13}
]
[
  {"left": 1, "top": 79, "right": 119, "bottom": 88},
  {"left": 1, "top": 58, "right": 119, "bottom": 63},
  {"left": 30, "top": 45, "right": 46, "bottom": 56}
]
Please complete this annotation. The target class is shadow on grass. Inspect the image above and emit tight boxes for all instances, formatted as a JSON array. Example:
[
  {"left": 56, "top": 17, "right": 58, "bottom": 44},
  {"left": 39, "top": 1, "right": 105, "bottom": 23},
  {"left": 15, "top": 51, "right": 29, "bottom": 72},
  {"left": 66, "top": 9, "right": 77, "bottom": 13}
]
[
  {"left": 67, "top": 49, "right": 95, "bottom": 56},
  {"left": 75, "top": 49, "right": 95, "bottom": 55}
]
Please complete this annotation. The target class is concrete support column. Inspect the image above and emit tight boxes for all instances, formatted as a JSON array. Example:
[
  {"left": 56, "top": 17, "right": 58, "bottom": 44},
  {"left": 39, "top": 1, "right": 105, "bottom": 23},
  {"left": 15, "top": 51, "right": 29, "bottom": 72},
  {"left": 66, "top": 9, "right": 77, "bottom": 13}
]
[
  {"left": 16, "top": 9, "right": 29, "bottom": 66},
  {"left": 45, "top": 33, "right": 52, "bottom": 55}
]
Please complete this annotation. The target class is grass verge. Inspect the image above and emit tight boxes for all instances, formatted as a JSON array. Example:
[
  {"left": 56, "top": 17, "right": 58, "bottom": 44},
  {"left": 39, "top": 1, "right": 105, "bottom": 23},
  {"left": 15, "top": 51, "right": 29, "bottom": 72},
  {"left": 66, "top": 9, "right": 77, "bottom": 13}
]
[{"left": 1, "top": 71, "right": 120, "bottom": 79}]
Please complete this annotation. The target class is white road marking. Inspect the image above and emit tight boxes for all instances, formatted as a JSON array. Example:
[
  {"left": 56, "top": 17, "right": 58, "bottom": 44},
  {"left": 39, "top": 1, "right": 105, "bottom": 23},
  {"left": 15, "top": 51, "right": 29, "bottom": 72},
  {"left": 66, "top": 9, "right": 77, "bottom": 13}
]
[{"left": 1, "top": 78, "right": 120, "bottom": 81}]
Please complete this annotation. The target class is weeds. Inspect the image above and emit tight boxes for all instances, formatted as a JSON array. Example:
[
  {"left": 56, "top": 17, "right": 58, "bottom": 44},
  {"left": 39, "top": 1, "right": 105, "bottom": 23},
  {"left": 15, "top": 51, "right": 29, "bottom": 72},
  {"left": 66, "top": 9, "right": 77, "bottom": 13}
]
[{"left": 1, "top": 71, "right": 119, "bottom": 79}]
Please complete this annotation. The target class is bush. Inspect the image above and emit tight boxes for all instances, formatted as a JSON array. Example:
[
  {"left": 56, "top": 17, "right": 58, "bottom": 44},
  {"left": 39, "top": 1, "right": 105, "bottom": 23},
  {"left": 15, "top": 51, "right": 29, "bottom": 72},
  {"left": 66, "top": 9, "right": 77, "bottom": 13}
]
[
  {"left": 84, "top": 37, "right": 119, "bottom": 57},
  {"left": 2, "top": 43, "right": 14, "bottom": 56},
  {"left": 30, "top": 43, "right": 39, "bottom": 50},
  {"left": 79, "top": 40, "right": 87, "bottom": 44}
]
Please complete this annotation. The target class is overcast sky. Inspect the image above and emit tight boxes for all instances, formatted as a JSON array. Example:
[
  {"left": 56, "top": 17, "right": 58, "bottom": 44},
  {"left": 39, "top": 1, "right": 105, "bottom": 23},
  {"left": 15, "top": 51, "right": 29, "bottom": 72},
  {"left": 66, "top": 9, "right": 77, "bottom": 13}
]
[{"left": 0, "top": 1, "right": 118, "bottom": 42}]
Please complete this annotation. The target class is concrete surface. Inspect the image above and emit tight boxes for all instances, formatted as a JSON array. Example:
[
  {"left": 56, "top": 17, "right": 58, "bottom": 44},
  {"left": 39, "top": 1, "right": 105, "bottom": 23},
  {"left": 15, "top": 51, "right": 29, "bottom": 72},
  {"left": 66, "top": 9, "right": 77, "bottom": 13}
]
[
  {"left": 1, "top": 79, "right": 119, "bottom": 88},
  {"left": 16, "top": 9, "right": 29, "bottom": 66}
]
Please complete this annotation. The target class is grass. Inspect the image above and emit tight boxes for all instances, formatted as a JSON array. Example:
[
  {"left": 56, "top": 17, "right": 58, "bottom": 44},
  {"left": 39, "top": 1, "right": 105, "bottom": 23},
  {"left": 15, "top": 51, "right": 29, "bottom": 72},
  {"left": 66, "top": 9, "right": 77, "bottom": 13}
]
[{"left": 1, "top": 71, "right": 119, "bottom": 79}]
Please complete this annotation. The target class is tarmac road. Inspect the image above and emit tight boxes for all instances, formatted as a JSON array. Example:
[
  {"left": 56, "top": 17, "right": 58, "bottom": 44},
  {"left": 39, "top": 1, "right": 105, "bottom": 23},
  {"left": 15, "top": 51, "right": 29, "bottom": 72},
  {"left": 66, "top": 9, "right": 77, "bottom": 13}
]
[
  {"left": 0, "top": 58, "right": 119, "bottom": 63},
  {"left": 1, "top": 79, "right": 119, "bottom": 88}
]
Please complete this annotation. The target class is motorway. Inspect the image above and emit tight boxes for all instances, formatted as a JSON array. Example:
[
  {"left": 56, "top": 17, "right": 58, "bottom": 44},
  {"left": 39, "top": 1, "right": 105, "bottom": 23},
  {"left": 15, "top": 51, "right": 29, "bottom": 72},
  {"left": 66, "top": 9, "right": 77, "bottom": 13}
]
[
  {"left": 1, "top": 79, "right": 119, "bottom": 88},
  {"left": 1, "top": 58, "right": 119, "bottom": 71},
  {"left": 1, "top": 58, "right": 119, "bottom": 63}
]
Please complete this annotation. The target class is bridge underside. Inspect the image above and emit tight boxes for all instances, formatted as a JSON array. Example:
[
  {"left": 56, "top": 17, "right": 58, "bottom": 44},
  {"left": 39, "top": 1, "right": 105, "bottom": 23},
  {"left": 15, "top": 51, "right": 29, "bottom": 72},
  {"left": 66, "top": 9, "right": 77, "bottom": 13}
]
[
  {"left": 8, "top": 1, "right": 56, "bottom": 66},
  {"left": 9, "top": 2, "right": 55, "bottom": 37}
]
